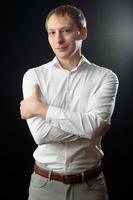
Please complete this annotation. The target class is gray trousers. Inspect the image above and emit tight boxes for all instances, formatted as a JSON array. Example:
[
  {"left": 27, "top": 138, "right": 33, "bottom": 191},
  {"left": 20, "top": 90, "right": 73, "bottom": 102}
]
[{"left": 28, "top": 171, "right": 108, "bottom": 200}]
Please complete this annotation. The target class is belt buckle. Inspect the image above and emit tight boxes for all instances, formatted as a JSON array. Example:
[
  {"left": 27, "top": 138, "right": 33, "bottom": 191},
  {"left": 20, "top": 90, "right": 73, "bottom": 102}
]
[
  {"left": 63, "top": 174, "right": 76, "bottom": 184},
  {"left": 63, "top": 175, "right": 69, "bottom": 184},
  {"left": 63, "top": 173, "right": 84, "bottom": 184}
]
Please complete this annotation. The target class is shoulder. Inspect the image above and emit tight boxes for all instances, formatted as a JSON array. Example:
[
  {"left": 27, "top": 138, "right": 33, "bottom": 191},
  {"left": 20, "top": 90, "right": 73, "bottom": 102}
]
[
  {"left": 25, "top": 60, "right": 52, "bottom": 74},
  {"left": 23, "top": 60, "right": 53, "bottom": 80},
  {"left": 90, "top": 63, "right": 119, "bottom": 82}
]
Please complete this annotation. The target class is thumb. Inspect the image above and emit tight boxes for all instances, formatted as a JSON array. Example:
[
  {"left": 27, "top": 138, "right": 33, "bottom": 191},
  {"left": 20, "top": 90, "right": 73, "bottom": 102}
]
[{"left": 32, "top": 83, "right": 41, "bottom": 100}]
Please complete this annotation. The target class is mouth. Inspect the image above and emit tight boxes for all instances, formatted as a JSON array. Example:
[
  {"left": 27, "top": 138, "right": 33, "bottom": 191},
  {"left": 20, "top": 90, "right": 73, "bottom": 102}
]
[{"left": 56, "top": 45, "right": 68, "bottom": 50}]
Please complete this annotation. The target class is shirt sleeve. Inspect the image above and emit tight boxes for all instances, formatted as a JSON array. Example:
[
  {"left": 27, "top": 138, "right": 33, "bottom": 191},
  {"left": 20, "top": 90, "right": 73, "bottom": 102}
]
[
  {"left": 46, "top": 70, "right": 119, "bottom": 139},
  {"left": 22, "top": 69, "right": 79, "bottom": 145}
]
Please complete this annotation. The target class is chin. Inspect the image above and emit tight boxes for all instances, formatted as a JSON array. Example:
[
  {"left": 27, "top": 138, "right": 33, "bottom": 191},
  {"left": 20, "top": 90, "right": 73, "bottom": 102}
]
[
  {"left": 57, "top": 51, "right": 75, "bottom": 59},
  {"left": 56, "top": 53, "right": 70, "bottom": 59}
]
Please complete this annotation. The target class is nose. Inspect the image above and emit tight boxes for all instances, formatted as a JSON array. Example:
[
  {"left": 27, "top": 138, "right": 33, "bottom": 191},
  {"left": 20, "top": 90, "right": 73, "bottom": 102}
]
[{"left": 56, "top": 32, "right": 64, "bottom": 44}]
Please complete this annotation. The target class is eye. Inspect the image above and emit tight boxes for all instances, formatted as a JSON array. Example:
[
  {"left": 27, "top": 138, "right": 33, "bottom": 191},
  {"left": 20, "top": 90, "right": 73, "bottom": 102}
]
[
  {"left": 48, "top": 31, "right": 55, "bottom": 36},
  {"left": 62, "top": 28, "right": 71, "bottom": 33}
]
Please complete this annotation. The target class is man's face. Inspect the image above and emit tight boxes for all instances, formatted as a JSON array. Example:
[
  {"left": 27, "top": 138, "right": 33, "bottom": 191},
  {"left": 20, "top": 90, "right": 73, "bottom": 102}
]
[{"left": 46, "top": 14, "right": 85, "bottom": 60}]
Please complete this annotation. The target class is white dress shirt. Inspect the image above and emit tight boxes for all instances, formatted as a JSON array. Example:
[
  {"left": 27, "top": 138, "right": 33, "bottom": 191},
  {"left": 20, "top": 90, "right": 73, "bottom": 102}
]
[{"left": 22, "top": 55, "right": 119, "bottom": 174}]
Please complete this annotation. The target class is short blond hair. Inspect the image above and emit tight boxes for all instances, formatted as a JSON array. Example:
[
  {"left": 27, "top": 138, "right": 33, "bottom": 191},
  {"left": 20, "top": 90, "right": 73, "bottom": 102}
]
[{"left": 45, "top": 5, "right": 87, "bottom": 30}]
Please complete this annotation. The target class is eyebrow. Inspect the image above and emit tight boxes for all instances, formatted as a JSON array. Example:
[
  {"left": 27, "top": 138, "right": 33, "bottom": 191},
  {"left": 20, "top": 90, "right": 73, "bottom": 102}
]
[
  {"left": 47, "top": 29, "right": 55, "bottom": 31},
  {"left": 47, "top": 26, "right": 71, "bottom": 31}
]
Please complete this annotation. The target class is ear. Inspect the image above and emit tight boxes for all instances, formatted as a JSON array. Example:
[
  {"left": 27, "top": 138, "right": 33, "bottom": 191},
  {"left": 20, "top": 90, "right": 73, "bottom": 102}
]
[{"left": 78, "top": 27, "right": 87, "bottom": 40}]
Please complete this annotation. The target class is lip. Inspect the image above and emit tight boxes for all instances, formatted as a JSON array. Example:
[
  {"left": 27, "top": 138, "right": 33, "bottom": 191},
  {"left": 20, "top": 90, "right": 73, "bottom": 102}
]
[{"left": 56, "top": 45, "right": 68, "bottom": 50}]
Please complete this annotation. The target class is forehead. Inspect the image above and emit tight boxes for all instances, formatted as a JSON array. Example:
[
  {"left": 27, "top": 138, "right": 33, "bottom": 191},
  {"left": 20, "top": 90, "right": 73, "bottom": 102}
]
[{"left": 46, "top": 14, "right": 77, "bottom": 29}]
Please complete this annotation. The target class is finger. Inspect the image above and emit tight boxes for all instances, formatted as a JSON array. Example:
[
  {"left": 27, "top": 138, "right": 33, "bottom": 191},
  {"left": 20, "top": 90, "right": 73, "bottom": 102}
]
[
  {"left": 20, "top": 100, "right": 23, "bottom": 105},
  {"left": 32, "top": 83, "right": 41, "bottom": 100},
  {"left": 19, "top": 106, "right": 24, "bottom": 119}
]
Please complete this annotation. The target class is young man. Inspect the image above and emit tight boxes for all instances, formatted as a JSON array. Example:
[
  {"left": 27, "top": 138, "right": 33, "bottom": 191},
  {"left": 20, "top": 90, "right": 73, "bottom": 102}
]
[{"left": 20, "top": 5, "right": 119, "bottom": 200}]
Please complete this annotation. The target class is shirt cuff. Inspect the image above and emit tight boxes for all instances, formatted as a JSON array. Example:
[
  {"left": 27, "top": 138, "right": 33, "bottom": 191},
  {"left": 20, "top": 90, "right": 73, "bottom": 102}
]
[{"left": 46, "top": 106, "right": 66, "bottom": 120}]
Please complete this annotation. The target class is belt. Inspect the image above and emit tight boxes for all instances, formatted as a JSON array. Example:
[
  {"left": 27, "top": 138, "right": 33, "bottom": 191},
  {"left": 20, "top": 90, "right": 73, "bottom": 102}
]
[{"left": 34, "top": 163, "right": 102, "bottom": 184}]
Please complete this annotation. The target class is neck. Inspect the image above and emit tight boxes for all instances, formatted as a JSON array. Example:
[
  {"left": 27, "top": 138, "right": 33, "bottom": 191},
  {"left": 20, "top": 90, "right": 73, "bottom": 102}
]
[{"left": 58, "top": 51, "right": 82, "bottom": 71}]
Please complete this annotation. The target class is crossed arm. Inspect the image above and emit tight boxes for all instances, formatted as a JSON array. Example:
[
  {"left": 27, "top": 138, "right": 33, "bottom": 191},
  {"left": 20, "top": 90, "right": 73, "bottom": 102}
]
[{"left": 20, "top": 69, "right": 118, "bottom": 144}]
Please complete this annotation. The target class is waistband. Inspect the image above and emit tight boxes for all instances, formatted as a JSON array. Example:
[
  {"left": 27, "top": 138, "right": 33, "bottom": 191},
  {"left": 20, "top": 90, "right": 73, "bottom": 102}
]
[{"left": 34, "top": 163, "right": 102, "bottom": 184}]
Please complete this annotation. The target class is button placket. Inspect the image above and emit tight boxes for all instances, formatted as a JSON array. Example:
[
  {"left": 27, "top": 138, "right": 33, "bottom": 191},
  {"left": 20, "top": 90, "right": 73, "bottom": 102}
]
[{"left": 65, "top": 72, "right": 70, "bottom": 110}]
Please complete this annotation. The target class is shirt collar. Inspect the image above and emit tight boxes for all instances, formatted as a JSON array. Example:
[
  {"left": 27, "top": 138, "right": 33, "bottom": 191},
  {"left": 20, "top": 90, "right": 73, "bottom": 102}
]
[{"left": 51, "top": 55, "right": 91, "bottom": 72}]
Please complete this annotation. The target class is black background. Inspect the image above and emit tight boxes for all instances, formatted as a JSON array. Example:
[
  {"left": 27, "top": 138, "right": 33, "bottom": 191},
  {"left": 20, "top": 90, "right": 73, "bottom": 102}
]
[{"left": 1, "top": 0, "right": 133, "bottom": 199}]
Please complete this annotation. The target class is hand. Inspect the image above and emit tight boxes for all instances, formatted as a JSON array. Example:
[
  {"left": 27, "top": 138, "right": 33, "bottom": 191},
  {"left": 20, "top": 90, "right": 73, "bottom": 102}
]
[{"left": 20, "top": 84, "right": 48, "bottom": 120}]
